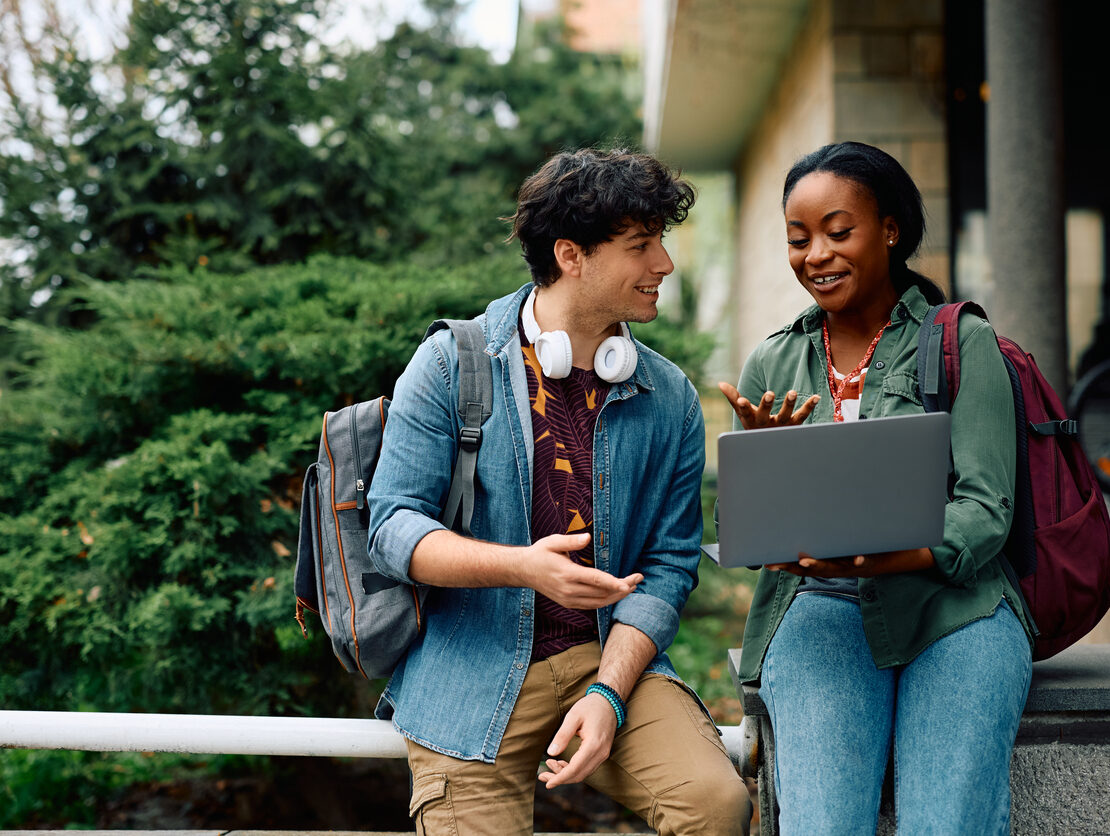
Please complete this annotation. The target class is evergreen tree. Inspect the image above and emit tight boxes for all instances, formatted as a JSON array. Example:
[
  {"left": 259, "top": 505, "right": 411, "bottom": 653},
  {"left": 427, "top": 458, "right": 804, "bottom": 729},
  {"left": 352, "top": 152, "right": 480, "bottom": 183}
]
[{"left": 0, "top": 0, "right": 640, "bottom": 330}]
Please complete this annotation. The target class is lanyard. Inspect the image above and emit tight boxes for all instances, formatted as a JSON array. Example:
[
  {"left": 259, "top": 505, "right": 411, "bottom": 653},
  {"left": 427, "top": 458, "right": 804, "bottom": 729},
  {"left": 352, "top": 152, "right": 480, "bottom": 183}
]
[{"left": 822, "top": 317, "right": 890, "bottom": 422}]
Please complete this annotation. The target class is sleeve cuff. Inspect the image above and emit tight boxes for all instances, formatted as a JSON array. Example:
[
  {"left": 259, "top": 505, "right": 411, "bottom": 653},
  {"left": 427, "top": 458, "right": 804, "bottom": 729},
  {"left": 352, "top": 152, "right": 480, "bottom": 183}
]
[
  {"left": 369, "top": 509, "right": 447, "bottom": 583},
  {"left": 930, "top": 527, "right": 979, "bottom": 588},
  {"left": 612, "top": 592, "right": 681, "bottom": 655}
]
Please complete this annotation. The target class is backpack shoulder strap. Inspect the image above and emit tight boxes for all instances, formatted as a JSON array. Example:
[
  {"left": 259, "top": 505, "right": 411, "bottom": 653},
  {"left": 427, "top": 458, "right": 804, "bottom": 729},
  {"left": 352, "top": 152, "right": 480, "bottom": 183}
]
[
  {"left": 423, "top": 318, "right": 493, "bottom": 536},
  {"left": 918, "top": 304, "right": 949, "bottom": 413},
  {"left": 917, "top": 301, "right": 988, "bottom": 411}
]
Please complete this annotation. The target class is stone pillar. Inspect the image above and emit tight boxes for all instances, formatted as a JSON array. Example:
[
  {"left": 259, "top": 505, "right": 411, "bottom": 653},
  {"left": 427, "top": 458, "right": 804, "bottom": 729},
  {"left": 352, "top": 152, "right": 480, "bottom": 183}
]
[{"left": 985, "top": 0, "right": 1067, "bottom": 393}]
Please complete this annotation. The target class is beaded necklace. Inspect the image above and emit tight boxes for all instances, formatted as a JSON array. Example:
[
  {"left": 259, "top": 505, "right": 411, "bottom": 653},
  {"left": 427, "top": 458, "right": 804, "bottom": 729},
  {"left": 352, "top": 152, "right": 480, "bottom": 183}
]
[{"left": 822, "top": 316, "right": 890, "bottom": 422}]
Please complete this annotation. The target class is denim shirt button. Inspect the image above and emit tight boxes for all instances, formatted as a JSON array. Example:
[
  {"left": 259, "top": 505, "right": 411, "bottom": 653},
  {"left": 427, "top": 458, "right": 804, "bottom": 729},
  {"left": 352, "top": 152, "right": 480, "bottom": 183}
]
[
  {"left": 522, "top": 608, "right": 531, "bottom": 616},
  {"left": 514, "top": 662, "right": 524, "bottom": 670}
]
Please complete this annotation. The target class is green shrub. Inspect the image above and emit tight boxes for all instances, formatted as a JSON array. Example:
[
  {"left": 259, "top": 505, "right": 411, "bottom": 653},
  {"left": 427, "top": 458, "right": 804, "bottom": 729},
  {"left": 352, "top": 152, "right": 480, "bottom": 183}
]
[
  {"left": 0, "top": 748, "right": 234, "bottom": 829},
  {"left": 0, "top": 253, "right": 712, "bottom": 720}
]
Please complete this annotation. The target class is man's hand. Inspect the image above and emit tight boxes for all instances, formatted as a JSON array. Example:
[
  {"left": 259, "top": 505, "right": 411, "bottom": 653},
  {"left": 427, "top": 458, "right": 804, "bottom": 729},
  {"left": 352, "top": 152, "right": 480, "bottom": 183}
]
[
  {"left": 538, "top": 624, "right": 656, "bottom": 788},
  {"left": 521, "top": 533, "right": 642, "bottom": 609},
  {"left": 719, "top": 382, "right": 820, "bottom": 430},
  {"left": 409, "top": 530, "right": 640, "bottom": 605},
  {"left": 538, "top": 691, "right": 617, "bottom": 788}
]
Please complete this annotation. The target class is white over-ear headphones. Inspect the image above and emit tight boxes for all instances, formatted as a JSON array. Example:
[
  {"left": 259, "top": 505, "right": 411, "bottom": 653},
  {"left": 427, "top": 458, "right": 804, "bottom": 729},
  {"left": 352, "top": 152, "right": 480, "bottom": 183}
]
[{"left": 521, "top": 289, "right": 637, "bottom": 383}]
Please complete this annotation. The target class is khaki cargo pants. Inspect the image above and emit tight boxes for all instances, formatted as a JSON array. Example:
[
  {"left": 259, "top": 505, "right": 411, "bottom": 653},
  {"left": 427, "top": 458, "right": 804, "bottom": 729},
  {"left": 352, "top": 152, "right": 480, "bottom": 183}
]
[{"left": 405, "top": 641, "right": 752, "bottom": 836}]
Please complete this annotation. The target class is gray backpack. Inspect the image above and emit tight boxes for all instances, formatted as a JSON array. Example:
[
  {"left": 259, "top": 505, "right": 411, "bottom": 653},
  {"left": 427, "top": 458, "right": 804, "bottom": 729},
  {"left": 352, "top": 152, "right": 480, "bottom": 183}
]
[{"left": 294, "top": 318, "right": 492, "bottom": 678}]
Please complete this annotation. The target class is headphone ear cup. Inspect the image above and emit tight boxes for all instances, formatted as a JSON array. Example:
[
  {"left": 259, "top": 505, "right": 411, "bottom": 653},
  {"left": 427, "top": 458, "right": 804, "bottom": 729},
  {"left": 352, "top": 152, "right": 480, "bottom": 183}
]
[
  {"left": 535, "top": 330, "right": 573, "bottom": 379},
  {"left": 593, "top": 336, "right": 637, "bottom": 383}
]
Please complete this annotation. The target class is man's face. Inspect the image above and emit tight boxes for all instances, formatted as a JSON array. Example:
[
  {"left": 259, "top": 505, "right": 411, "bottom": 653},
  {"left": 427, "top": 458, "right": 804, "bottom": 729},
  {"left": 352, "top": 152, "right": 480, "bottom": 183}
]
[{"left": 578, "top": 223, "right": 675, "bottom": 326}]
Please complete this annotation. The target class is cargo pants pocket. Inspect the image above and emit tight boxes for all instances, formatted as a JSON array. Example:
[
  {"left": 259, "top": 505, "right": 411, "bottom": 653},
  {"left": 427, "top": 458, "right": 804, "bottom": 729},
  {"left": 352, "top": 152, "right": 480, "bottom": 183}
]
[{"left": 409, "top": 772, "right": 457, "bottom": 836}]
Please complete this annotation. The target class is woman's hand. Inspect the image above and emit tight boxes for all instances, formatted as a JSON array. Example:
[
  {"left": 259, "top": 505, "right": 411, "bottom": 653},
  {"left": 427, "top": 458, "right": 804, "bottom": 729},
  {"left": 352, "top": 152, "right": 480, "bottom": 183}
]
[
  {"left": 718, "top": 382, "right": 820, "bottom": 430},
  {"left": 766, "top": 547, "right": 936, "bottom": 578}
]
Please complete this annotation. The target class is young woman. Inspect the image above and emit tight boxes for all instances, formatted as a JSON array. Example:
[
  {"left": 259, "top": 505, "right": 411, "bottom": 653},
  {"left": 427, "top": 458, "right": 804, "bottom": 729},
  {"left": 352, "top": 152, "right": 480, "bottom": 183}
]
[{"left": 722, "top": 142, "right": 1034, "bottom": 834}]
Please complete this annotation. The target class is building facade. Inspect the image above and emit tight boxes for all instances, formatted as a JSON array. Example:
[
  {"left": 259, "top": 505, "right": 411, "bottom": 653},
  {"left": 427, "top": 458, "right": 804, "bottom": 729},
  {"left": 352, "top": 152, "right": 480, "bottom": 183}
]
[{"left": 645, "top": 0, "right": 1109, "bottom": 401}]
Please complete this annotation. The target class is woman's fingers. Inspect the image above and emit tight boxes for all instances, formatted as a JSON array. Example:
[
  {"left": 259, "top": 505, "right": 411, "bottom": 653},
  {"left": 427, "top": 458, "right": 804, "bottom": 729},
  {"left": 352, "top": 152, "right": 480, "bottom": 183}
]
[
  {"left": 774, "top": 390, "right": 798, "bottom": 423},
  {"left": 775, "top": 391, "right": 821, "bottom": 426},
  {"left": 719, "top": 384, "right": 819, "bottom": 429},
  {"left": 719, "top": 382, "right": 764, "bottom": 429},
  {"left": 718, "top": 382, "right": 751, "bottom": 424},
  {"left": 717, "top": 381, "right": 744, "bottom": 415},
  {"left": 792, "top": 394, "right": 821, "bottom": 424}
]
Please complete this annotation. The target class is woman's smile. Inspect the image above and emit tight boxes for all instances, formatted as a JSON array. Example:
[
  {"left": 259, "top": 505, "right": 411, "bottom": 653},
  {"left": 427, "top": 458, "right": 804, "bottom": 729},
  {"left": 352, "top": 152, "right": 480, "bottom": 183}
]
[{"left": 810, "top": 271, "right": 848, "bottom": 286}]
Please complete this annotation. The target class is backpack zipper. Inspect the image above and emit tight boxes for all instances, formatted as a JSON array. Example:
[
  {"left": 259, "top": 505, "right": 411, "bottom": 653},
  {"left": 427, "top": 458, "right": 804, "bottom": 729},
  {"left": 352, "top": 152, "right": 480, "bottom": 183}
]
[{"left": 349, "top": 403, "right": 366, "bottom": 509}]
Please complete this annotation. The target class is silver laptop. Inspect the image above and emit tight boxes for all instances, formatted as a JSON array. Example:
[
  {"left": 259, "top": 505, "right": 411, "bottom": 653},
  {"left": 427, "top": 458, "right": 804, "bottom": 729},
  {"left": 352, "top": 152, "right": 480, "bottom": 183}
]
[{"left": 711, "top": 412, "right": 951, "bottom": 568}]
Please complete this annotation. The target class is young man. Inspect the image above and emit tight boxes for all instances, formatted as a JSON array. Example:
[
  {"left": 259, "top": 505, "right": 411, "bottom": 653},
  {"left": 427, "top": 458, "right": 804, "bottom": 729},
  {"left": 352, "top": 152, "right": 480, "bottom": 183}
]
[{"left": 368, "top": 148, "right": 751, "bottom": 835}]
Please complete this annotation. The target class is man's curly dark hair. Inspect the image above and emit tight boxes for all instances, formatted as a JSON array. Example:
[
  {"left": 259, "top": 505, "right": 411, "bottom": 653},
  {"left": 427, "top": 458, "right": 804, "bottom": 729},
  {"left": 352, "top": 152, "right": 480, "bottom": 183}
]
[{"left": 507, "top": 148, "right": 696, "bottom": 287}]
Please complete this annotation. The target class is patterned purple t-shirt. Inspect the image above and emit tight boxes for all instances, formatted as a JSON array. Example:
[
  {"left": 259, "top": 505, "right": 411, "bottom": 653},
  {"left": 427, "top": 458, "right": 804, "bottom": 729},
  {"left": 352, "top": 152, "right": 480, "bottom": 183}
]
[{"left": 521, "top": 328, "right": 610, "bottom": 661}]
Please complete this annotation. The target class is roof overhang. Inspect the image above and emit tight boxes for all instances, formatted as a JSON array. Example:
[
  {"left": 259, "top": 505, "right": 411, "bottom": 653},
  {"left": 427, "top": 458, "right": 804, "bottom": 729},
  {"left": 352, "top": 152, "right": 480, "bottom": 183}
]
[{"left": 643, "top": 0, "right": 813, "bottom": 170}]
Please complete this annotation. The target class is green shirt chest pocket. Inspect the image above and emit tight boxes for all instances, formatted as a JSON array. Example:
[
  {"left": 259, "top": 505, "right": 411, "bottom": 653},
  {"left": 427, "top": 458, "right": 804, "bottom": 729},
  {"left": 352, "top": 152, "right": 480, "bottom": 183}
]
[
  {"left": 871, "top": 370, "right": 923, "bottom": 418},
  {"left": 770, "top": 391, "right": 823, "bottom": 422}
]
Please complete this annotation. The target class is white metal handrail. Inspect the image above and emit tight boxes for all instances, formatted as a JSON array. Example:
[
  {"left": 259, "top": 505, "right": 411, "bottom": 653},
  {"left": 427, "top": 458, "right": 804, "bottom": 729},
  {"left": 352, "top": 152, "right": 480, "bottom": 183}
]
[
  {"left": 0, "top": 711, "right": 408, "bottom": 758},
  {"left": 0, "top": 710, "right": 750, "bottom": 766}
]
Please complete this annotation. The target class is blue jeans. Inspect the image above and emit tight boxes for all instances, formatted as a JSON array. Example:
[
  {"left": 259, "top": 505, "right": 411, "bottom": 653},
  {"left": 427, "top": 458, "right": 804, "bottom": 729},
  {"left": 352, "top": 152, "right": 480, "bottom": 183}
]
[{"left": 759, "top": 593, "right": 1031, "bottom": 835}]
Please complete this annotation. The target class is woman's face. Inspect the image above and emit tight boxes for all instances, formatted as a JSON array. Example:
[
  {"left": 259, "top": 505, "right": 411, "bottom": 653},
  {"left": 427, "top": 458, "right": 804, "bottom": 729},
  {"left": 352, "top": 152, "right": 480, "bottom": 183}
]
[{"left": 784, "top": 171, "right": 899, "bottom": 319}]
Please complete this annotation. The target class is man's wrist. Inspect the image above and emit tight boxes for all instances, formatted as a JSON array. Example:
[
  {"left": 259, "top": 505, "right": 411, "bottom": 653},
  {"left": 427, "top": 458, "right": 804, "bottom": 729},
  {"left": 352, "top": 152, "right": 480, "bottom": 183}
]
[{"left": 585, "top": 682, "right": 626, "bottom": 728}]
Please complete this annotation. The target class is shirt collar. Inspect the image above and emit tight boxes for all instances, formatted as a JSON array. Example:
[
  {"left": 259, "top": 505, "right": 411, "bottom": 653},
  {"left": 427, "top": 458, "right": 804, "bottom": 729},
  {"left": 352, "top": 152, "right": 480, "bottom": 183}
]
[{"left": 794, "top": 283, "right": 933, "bottom": 335}]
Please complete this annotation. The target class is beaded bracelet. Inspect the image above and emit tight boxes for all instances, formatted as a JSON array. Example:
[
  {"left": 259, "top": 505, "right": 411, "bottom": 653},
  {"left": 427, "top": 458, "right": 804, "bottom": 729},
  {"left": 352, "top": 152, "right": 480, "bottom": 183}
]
[{"left": 585, "top": 682, "right": 627, "bottom": 729}]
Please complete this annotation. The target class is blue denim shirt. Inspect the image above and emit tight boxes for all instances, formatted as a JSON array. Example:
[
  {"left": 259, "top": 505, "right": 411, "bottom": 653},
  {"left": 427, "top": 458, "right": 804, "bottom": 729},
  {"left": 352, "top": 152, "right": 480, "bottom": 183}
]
[{"left": 367, "top": 284, "right": 705, "bottom": 762}]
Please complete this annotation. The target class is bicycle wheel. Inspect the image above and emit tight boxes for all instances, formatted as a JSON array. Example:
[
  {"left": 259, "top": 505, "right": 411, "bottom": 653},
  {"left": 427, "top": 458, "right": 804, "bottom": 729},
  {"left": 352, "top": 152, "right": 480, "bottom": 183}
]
[{"left": 1069, "top": 358, "right": 1110, "bottom": 491}]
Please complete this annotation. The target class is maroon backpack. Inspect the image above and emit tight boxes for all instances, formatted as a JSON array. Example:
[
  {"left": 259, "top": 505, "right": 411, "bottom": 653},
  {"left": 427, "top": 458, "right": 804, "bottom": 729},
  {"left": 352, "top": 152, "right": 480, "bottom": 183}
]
[{"left": 918, "top": 302, "right": 1110, "bottom": 660}]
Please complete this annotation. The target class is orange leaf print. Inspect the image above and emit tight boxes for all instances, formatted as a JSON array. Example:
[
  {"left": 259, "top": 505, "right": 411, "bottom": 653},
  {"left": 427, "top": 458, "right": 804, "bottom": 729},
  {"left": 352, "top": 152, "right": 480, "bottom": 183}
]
[{"left": 522, "top": 345, "right": 548, "bottom": 417}]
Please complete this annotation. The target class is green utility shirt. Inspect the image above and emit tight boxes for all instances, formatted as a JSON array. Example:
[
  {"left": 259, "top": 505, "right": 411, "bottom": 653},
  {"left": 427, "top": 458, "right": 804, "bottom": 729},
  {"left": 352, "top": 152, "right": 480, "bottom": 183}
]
[{"left": 733, "top": 285, "right": 1035, "bottom": 685}]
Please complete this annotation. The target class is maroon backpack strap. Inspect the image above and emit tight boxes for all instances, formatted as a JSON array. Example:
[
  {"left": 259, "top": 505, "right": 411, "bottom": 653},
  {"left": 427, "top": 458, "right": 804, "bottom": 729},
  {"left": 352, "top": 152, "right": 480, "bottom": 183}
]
[{"left": 932, "top": 301, "right": 988, "bottom": 402}]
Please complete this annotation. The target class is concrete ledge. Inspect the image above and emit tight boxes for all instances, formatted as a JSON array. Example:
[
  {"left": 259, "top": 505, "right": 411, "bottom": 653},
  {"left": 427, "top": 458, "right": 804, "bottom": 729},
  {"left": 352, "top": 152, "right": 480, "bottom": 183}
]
[
  {"left": 1021, "top": 644, "right": 1110, "bottom": 712},
  {"left": 1012, "top": 645, "right": 1110, "bottom": 835},
  {"left": 1016, "top": 710, "right": 1110, "bottom": 743}
]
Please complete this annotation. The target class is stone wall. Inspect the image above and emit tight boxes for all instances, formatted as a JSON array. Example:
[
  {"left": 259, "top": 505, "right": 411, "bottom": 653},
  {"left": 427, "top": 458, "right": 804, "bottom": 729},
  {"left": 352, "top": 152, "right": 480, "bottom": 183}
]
[{"left": 831, "top": 0, "right": 949, "bottom": 291}]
